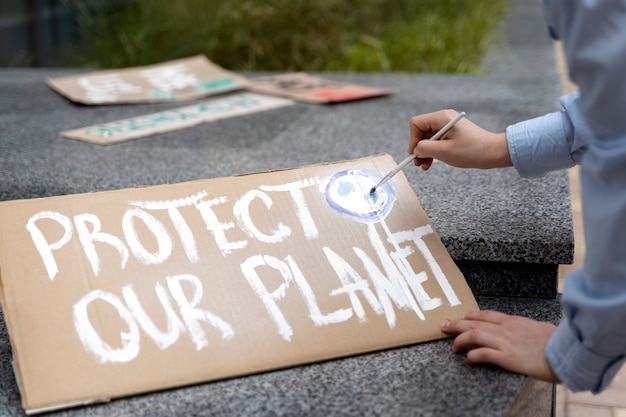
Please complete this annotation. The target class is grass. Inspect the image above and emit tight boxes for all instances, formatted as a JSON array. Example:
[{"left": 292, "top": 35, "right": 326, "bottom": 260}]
[{"left": 63, "top": 0, "right": 508, "bottom": 73}]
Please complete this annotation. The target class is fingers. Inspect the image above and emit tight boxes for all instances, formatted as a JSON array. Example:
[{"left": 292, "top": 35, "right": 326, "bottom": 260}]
[
  {"left": 441, "top": 311, "right": 560, "bottom": 383},
  {"left": 408, "top": 109, "right": 467, "bottom": 171},
  {"left": 408, "top": 109, "right": 461, "bottom": 154},
  {"left": 462, "top": 310, "right": 508, "bottom": 324},
  {"left": 408, "top": 110, "right": 512, "bottom": 170},
  {"left": 441, "top": 310, "right": 507, "bottom": 335},
  {"left": 441, "top": 311, "right": 504, "bottom": 354},
  {"left": 466, "top": 347, "right": 508, "bottom": 368}
]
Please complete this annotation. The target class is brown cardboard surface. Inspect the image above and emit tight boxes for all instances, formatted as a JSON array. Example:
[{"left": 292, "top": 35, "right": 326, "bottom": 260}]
[
  {"left": 46, "top": 55, "right": 249, "bottom": 105},
  {"left": 248, "top": 73, "right": 392, "bottom": 103},
  {"left": 60, "top": 93, "right": 294, "bottom": 145},
  {"left": 0, "top": 155, "right": 477, "bottom": 413}
]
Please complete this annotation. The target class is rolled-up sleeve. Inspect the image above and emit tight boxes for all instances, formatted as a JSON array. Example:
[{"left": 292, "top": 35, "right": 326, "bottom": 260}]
[
  {"left": 506, "top": 93, "right": 588, "bottom": 178},
  {"left": 506, "top": 111, "right": 573, "bottom": 178}
]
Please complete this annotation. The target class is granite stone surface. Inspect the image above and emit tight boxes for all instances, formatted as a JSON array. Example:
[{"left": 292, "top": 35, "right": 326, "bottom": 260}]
[{"left": 0, "top": 0, "right": 572, "bottom": 415}]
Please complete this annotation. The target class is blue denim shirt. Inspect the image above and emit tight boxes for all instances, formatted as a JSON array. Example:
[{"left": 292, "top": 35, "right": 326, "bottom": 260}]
[{"left": 505, "top": 0, "right": 626, "bottom": 393}]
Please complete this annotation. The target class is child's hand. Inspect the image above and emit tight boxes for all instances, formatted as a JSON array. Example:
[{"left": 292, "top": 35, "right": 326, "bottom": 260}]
[
  {"left": 442, "top": 310, "right": 561, "bottom": 384},
  {"left": 408, "top": 109, "right": 513, "bottom": 170}
]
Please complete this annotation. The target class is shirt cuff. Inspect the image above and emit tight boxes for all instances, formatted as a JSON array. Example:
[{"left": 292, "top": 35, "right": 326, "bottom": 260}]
[
  {"left": 546, "top": 320, "right": 626, "bottom": 393},
  {"left": 505, "top": 111, "right": 575, "bottom": 178}
]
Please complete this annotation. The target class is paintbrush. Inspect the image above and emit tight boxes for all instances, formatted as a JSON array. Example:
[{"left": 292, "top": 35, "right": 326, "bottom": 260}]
[{"left": 369, "top": 111, "right": 466, "bottom": 194}]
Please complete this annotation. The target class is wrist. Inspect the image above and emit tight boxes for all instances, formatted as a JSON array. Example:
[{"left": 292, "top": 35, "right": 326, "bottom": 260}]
[{"left": 490, "top": 132, "right": 513, "bottom": 168}]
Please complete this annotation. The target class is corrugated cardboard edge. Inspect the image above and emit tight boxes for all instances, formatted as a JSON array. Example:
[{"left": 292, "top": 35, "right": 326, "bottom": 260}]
[
  {"left": 25, "top": 398, "right": 109, "bottom": 416},
  {"left": 1, "top": 265, "right": 98, "bottom": 415},
  {"left": 2, "top": 268, "right": 112, "bottom": 415},
  {"left": 0, "top": 267, "right": 25, "bottom": 408},
  {"left": 12, "top": 362, "right": 110, "bottom": 415}
]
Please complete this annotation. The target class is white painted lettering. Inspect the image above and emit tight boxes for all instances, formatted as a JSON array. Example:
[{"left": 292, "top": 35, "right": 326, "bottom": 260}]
[
  {"left": 260, "top": 178, "right": 320, "bottom": 239},
  {"left": 128, "top": 192, "right": 209, "bottom": 264},
  {"left": 391, "top": 225, "right": 460, "bottom": 306},
  {"left": 324, "top": 247, "right": 384, "bottom": 323},
  {"left": 285, "top": 255, "right": 352, "bottom": 326},
  {"left": 240, "top": 255, "right": 293, "bottom": 341},
  {"left": 233, "top": 190, "right": 291, "bottom": 243},
  {"left": 122, "top": 283, "right": 185, "bottom": 350},
  {"left": 73, "top": 290, "right": 140, "bottom": 363},
  {"left": 195, "top": 196, "right": 247, "bottom": 256},
  {"left": 26, "top": 211, "right": 73, "bottom": 280},
  {"left": 166, "top": 274, "right": 235, "bottom": 350},
  {"left": 122, "top": 208, "right": 173, "bottom": 265},
  {"left": 365, "top": 223, "right": 424, "bottom": 324},
  {"left": 74, "top": 213, "right": 129, "bottom": 277}
]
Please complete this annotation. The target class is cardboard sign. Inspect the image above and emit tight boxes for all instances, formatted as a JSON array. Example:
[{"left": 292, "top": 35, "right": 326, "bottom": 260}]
[
  {"left": 60, "top": 93, "right": 294, "bottom": 145},
  {"left": 0, "top": 155, "right": 477, "bottom": 414},
  {"left": 248, "top": 73, "right": 392, "bottom": 103},
  {"left": 47, "top": 55, "right": 249, "bottom": 105}
]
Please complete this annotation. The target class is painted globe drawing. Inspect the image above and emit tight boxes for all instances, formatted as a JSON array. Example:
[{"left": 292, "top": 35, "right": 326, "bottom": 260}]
[{"left": 324, "top": 169, "right": 396, "bottom": 223}]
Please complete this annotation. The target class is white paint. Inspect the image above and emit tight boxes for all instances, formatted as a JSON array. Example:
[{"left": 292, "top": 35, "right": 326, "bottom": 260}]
[
  {"left": 79, "top": 74, "right": 142, "bottom": 103},
  {"left": 139, "top": 63, "right": 198, "bottom": 92},
  {"left": 233, "top": 190, "right": 291, "bottom": 243},
  {"left": 26, "top": 211, "right": 73, "bottom": 281},
  {"left": 129, "top": 191, "right": 209, "bottom": 264},
  {"left": 363, "top": 223, "right": 425, "bottom": 324},
  {"left": 240, "top": 255, "right": 294, "bottom": 341},
  {"left": 122, "top": 208, "right": 173, "bottom": 265},
  {"left": 383, "top": 221, "right": 442, "bottom": 312},
  {"left": 74, "top": 213, "right": 129, "bottom": 277},
  {"left": 24, "top": 183, "right": 325, "bottom": 280},
  {"left": 166, "top": 274, "right": 235, "bottom": 350},
  {"left": 122, "top": 283, "right": 185, "bottom": 350},
  {"left": 128, "top": 191, "right": 210, "bottom": 211},
  {"left": 260, "top": 178, "right": 320, "bottom": 239},
  {"left": 391, "top": 225, "right": 461, "bottom": 306},
  {"left": 166, "top": 206, "right": 200, "bottom": 263},
  {"left": 324, "top": 246, "right": 384, "bottom": 323},
  {"left": 195, "top": 197, "right": 248, "bottom": 256},
  {"left": 72, "top": 274, "right": 235, "bottom": 362},
  {"left": 73, "top": 290, "right": 140, "bottom": 363},
  {"left": 242, "top": 254, "right": 354, "bottom": 340},
  {"left": 285, "top": 255, "right": 352, "bottom": 326}
]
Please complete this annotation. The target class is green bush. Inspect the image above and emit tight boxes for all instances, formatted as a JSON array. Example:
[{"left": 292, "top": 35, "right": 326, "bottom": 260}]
[{"left": 65, "top": 0, "right": 507, "bottom": 73}]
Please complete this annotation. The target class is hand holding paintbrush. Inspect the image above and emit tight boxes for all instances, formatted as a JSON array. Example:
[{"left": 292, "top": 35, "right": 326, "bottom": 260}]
[{"left": 370, "top": 111, "right": 466, "bottom": 194}]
